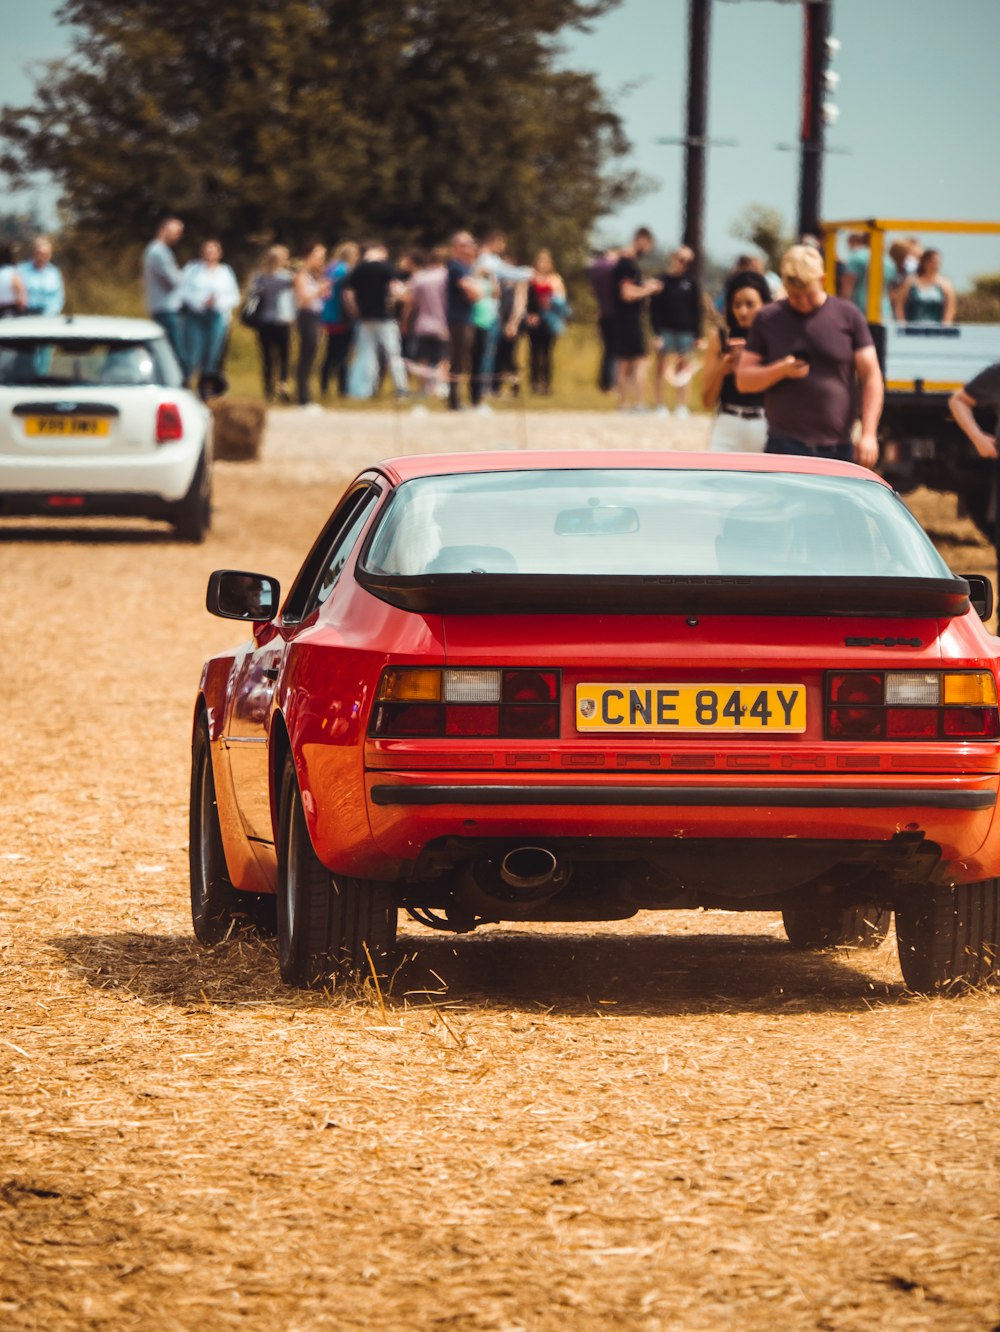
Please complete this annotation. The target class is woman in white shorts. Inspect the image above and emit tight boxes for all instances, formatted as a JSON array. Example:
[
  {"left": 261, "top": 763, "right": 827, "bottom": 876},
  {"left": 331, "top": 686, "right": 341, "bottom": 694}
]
[{"left": 703, "top": 274, "right": 770, "bottom": 452}]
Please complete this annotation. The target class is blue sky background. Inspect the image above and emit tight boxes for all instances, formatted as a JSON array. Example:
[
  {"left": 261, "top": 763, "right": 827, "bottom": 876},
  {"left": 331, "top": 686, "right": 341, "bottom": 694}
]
[{"left": 3, "top": 0, "right": 1000, "bottom": 285}]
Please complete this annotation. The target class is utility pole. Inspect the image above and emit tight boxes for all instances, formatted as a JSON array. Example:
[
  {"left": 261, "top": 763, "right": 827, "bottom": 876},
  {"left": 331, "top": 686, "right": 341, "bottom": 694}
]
[
  {"left": 797, "top": 0, "right": 833, "bottom": 239},
  {"left": 682, "top": 0, "right": 712, "bottom": 279}
]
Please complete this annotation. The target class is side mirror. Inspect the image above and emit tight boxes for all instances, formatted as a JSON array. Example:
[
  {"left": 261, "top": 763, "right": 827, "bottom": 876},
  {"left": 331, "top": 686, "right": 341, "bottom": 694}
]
[
  {"left": 962, "top": 574, "right": 994, "bottom": 621},
  {"left": 206, "top": 570, "right": 281, "bottom": 621}
]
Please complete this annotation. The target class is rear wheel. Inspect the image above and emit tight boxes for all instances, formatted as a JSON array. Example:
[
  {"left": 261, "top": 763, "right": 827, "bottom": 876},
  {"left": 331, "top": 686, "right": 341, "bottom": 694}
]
[
  {"left": 276, "top": 758, "right": 397, "bottom": 989},
  {"left": 895, "top": 881, "right": 1000, "bottom": 992},
  {"left": 173, "top": 450, "right": 211, "bottom": 543},
  {"left": 190, "top": 715, "right": 249, "bottom": 943},
  {"left": 782, "top": 901, "right": 890, "bottom": 950}
]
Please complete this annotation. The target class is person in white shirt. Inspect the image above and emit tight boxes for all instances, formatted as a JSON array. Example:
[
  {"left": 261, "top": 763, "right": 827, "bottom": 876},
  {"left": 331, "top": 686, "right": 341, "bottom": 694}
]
[
  {"left": 19, "top": 237, "right": 65, "bottom": 316},
  {"left": 180, "top": 239, "right": 240, "bottom": 390}
]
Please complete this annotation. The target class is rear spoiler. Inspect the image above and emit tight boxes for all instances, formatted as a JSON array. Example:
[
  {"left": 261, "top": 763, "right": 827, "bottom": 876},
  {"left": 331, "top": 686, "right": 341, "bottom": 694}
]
[{"left": 355, "top": 571, "right": 972, "bottom": 618}]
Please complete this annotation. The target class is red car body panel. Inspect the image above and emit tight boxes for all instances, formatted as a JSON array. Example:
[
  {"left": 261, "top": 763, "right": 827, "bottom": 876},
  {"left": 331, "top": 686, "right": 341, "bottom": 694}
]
[{"left": 194, "top": 451, "right": 1000, "bottom": 902}]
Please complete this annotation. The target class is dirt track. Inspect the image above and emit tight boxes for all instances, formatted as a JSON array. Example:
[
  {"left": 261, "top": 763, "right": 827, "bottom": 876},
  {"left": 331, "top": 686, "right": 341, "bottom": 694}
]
[{"left": 2, "top": 410, "right": 999, "bottom": 1331}]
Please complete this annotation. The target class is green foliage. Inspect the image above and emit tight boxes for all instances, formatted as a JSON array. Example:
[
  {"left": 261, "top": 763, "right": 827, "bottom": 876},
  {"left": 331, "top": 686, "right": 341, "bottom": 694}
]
[
  {"left": 957, "top": 272, "right": 1000, "bottom": 324},
  {"left": 0, "top": 210, "right": 44, "bottom": 248},
  {"left": 730, "top": 204, "right": 792, "bottom": 275},
  {"left": 1, "top": 1, "right": 637, "bottom": 271}
]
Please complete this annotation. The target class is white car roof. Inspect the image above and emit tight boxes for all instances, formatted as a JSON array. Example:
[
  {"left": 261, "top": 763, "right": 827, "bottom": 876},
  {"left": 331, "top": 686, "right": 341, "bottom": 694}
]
[{"left": 0, "top": 315, "right": 166, "bottom": 341}]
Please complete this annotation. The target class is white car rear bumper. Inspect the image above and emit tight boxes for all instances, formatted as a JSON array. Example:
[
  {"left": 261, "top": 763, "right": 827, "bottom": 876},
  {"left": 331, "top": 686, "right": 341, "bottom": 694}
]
[{"left": 0, "top": 440, "right": 204, "bottom": 503}]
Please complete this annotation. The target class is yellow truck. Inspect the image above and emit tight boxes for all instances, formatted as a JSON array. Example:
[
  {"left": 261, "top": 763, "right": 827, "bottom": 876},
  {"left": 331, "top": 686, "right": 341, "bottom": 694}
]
[{"left": 821, "top": 218, "right": 1000, "bottom": 533}]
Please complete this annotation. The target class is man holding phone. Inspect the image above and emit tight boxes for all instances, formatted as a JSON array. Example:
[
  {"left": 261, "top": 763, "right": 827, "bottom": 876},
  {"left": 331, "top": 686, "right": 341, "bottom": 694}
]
[{"left": 736, "top": 245, "right": 883, "bottom": 467}]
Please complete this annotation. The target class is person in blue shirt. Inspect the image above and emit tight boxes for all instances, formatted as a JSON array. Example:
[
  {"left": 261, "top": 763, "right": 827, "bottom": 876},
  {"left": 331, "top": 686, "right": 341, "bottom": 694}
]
[
  {"left": 838, "top": 232, "right": 896, "bottom": 324},
  {"left": 446, "top": 231, "right": 480, "bottom": 411},
  {"left": 19, "top": 237, "right": 65, "bottom": 316}
]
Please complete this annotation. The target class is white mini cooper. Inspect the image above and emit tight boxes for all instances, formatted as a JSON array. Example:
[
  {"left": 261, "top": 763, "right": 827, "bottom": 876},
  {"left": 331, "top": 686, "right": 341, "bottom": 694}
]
[{"left": 0, "top": 315, "right": 213, "bottom": 541}]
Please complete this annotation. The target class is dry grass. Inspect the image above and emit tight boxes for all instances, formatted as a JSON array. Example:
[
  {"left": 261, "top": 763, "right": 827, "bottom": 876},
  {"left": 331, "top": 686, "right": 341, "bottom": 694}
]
[{"left": 2, "top": 413, "right": 999, "bottom": 1331}]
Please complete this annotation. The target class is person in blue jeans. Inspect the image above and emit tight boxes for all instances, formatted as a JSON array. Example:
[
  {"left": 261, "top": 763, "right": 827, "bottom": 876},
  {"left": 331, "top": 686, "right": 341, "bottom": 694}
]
[
  {"left": 320, "top": 241, "right": 359, "bottom": 397},
  {"left": 143, "top": 217, "right": 187, "bottom": 374},
  {"left": 180, "top": 240, "right": 241, "bottom": 393}
]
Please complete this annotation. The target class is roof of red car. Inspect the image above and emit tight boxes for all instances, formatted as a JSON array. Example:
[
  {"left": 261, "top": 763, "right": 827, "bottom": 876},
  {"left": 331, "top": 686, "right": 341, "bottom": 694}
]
[{"left": 372, "top": 450, "right": 892, "bottom": 486}]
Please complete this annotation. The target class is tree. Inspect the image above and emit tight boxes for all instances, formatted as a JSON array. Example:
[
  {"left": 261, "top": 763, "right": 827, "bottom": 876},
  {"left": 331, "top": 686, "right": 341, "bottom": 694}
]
[
  {"left": 956, "top": 273, "right": 1000, "bottom": 324},
  {"left": 730, "top": 204, "right": 793, "bottom": 276},
  {"left": 0, "top": 1, "right": 638, "bottom": 270}
]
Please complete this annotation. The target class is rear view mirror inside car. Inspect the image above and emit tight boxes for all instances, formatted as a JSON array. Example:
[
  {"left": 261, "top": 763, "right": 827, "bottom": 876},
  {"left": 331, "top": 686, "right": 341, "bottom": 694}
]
[{"left": 555, "top": 504, "right": 639, "bottom": 536}]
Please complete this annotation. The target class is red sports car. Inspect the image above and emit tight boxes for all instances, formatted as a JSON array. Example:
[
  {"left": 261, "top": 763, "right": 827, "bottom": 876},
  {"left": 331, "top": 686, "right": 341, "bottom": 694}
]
[{"left": 191, "top": 450, "right": 1000, "bottom": 992}]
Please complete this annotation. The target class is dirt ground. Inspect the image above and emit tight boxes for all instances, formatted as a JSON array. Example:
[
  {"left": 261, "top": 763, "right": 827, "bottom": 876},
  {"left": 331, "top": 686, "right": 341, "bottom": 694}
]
[{"left": 2, "top": 409, "right": 999, "bottom": 1332}]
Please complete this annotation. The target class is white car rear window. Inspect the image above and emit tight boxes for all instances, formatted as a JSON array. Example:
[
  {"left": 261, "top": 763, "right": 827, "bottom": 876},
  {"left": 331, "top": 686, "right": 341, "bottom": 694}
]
[{"left": 0, "top": 338, "right": 181, "bottom": 388}]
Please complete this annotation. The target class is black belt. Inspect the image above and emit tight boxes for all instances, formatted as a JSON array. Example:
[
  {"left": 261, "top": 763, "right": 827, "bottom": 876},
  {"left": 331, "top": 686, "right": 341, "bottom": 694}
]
[{"left": 720, "top": 404, "right": 764, "bottom": 419}]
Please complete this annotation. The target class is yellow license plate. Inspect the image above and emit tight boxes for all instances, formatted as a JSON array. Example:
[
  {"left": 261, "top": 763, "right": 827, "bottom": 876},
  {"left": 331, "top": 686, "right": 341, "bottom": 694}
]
[
  {"left": 576, "top": 683, "right": 807, "bottom": 734},
  {"left": 25, "top": 416, "right": 109, "bottom": 437}
]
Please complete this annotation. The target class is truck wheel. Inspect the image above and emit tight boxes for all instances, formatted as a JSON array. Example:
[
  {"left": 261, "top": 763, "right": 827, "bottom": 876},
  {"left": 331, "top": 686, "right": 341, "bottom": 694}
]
[
  {"left": 895, "top": 881, "right": 1000, "bottom": 992},
  {"left": 190, "top": 715, "right": 248, "bottom": 943},
  {"left": 173, "top": 451, "right": 211, "bottom": 543},
  {"left": 276, "top": 758, "right": 397, "bottom": 989},
  {"left": 782, "top": 902, "right": 890, "bottom": 950}
]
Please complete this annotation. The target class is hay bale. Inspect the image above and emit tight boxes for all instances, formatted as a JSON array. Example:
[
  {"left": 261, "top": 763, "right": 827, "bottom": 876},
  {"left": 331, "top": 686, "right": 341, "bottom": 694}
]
[{"left": 211, "top": 397, "right": 267, "bottom": 462}]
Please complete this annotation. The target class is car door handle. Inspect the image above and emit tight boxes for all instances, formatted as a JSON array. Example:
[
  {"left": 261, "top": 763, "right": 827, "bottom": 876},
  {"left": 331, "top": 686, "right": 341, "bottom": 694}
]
[{"left": 262, "top": 667, "right": 279, "bottom": 681}]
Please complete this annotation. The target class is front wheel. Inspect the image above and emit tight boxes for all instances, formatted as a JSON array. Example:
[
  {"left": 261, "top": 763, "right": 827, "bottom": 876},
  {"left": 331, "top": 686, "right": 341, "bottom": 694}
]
[
  {"left": 782, "top": 901, "right": 890, "bottom": 950},
  {"left": 276, "top": 758, "right": 397, "bottom": 989},
  {"left": 895, "top": 881, "right": 1000, "bottom": 992}
]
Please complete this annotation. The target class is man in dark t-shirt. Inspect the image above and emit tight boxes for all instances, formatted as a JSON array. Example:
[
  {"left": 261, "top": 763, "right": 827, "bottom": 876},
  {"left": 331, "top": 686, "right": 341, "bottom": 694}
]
[
  {"left": 612, "top": 227, "right": 662, "bottom": 411},
  {"left": 649, "top": 245, "right": 702, "bottom": 418},
  {"left": 343, "top": 243, "right": 408, "bottom": 398},
  {"left": 950, "top": 364, "right": 1000, "bottom": 565},
  {"left": 738, "top": 244, "right": 883, "bottom": 467}
]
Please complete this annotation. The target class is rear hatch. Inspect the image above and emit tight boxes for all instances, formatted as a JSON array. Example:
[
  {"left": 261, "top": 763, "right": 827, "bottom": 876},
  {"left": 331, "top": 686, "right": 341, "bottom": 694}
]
[
  {"left": 0, "top": 387, "right": 165, "bottom": 457},
  {"left": 438, "top": 612, "right": 946, "bottom": 773}
]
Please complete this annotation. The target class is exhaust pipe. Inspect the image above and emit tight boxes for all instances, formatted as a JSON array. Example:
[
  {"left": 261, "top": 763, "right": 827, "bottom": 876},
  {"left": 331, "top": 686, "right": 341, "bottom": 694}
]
[
  {"left": 454, "top": 846, "right": 572, "bottom": 919},
  {"left": 500, "top": 846, "right": 561, "bottom": 891}
]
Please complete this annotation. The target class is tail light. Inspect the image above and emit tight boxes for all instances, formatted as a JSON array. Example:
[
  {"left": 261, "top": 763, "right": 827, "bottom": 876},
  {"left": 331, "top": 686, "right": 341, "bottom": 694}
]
[
  {"left": 371, "top": 668, "right": 560, "bottom": 739},
  {"left": 826, "top": 671, "right": 1000, "bottom": 740},
  {"left": 156, "top": 403, "right": 184, "bottom": 443}
]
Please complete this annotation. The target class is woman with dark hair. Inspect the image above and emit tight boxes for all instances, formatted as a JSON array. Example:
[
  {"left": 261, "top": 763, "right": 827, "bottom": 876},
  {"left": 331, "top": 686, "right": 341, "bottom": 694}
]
[
  {"left": 525, "top": 249, "right": 568, "bottom": 395},
  {"left": 249, "top": 245, "right": 295, "bottom": 402},
  {"left": 0, "top": 244, "right": 27, "bottom": 319},
  {"left": 894, "top": 248, "right": 956, "bottom": 324},
  {"left": 702, "top": 274, "right": 770, "bottom": 453}
]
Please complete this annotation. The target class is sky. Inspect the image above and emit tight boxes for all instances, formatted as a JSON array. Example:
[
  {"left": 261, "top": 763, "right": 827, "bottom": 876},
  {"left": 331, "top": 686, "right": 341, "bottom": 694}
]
[{"left": 3, "top": 0, "right": 1000, "bottom": 286}]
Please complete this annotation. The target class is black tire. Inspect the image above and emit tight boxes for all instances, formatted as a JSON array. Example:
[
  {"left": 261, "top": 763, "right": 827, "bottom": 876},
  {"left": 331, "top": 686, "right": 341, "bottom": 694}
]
[
  {"left": 173, "top": 450, "right": 211, "bottom": 543},
  {"left": 895, "top": 881, "right": 1000, "bottom": 992},
  {"left": 190, "top": 715, "right": 247, "bottom": 943},
  {"left": 276, "top": 759, "right": 397, "bottom": 989},
  {"left": 782, "top": 901, "right": 890, "bottom": 950},
  {"left": 190, "top": 715, "right": 277, "bottom": 942}
]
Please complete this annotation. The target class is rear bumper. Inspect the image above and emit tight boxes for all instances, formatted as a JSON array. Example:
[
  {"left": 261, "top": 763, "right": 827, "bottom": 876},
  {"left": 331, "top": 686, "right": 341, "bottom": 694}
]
[
  {"left": 371, "top": 782, "right": 995, "bottom": 810},
  {"left": 359, "top": 770, "right": 1000, "bottom": 881},
  {"left": 0, "top": 440, "right": 203, "bottom": 505}
]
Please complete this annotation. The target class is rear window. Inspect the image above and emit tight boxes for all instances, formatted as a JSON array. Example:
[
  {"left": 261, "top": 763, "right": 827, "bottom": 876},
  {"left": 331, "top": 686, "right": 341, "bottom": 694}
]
[
  {"left": 0, "top": 337, "right": 182, "bottom": 388},
  {"left": 363, "top": 469, "right": 950, "bottom": 580}
]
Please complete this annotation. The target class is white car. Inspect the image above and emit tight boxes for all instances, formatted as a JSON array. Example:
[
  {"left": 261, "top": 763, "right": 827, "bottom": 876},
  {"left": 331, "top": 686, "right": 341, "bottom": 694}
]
[{"left": 0, "top": 315, "right": 213, "bottom": 541}]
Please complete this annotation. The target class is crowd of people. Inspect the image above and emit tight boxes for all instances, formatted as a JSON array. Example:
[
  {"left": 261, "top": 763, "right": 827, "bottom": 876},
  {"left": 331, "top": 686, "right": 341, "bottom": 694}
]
[
  {"left": 0, "top": 217, "right": 962, "bottom": 442},
  {"left": 141, "top": 218, "right": 570, "bottom": 410}
]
